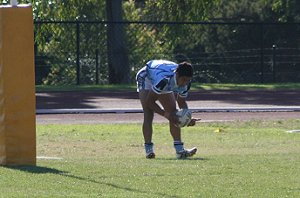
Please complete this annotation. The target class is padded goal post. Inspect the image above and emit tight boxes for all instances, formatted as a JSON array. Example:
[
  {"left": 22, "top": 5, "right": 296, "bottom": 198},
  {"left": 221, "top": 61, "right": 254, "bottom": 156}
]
[{"left": 0, "top": 4, "right": 36, "bottom": 165}]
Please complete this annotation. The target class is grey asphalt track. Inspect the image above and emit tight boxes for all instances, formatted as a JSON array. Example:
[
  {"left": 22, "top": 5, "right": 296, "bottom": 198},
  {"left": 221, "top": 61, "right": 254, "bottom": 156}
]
[{"left": 36, "top": 90, "right": 300, "bottom": 124}]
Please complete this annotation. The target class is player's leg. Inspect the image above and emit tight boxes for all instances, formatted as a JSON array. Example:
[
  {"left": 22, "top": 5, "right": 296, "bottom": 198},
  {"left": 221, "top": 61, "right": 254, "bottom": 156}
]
[
  {"left": 139, "top": 90, "right": 154, "bottom": 143},
  {"left": 139, "top": 90, "right": 155, "bottom": 158},
  {"left": 158, "top": 93, "right": 181, "bottom": 140},
  {"left": 136, "top": 68, "right": 155, "bottom": 158},
  {"left": 158, "top": 93, "right": 197, "bottom": 159}
]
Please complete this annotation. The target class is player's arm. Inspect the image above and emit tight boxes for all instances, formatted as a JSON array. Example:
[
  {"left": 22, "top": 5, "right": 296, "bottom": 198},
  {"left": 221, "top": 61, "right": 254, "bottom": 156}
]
[
  {"left": 176, "top": 81, "right": 191, "bottom": 109},
  {"left": 176, "top": 94, "right": 200, "bottom": 127},
  {"left": 176, "top": 94, "right": 188, "bottom": 109}
]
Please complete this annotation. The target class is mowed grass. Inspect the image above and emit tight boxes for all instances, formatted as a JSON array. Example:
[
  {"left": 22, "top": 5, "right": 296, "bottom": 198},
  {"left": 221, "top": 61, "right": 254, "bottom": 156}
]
[{"left": 1, "top": 120, "right": 300, "bottom": 197}]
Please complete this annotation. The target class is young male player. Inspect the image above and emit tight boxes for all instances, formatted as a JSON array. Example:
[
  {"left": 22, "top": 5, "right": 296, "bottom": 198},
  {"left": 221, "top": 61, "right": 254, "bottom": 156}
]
[{"left": 136, "top": 60, "right": 198, "bottom": 159}]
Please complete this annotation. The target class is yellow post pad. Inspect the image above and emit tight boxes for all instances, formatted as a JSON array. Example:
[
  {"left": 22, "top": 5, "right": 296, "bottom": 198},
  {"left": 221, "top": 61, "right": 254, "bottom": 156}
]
[{"left": 0, "top": 5, "right": 36, "bottom": 165}]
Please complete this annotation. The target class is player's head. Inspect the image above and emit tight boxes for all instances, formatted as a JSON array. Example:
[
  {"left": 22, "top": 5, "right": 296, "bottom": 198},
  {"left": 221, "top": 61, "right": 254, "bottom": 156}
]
[{"left": 175, "top": 62, "right": 193, "bottom": 86}]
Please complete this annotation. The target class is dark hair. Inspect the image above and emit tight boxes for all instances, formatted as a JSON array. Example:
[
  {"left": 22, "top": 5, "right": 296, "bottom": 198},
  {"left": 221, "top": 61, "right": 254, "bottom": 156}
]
[{"left": 176, "top": 62, "right": 193, "bottom": 77}]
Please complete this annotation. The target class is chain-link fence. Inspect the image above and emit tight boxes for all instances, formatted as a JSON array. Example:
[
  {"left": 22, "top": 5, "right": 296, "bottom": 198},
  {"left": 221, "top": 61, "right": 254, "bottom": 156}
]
[
  {"left": 34, "top": 21, "right": 300, "bottom": 85},
  {"left": 34, "top": 21, "right": 108, "bottom": 85}
]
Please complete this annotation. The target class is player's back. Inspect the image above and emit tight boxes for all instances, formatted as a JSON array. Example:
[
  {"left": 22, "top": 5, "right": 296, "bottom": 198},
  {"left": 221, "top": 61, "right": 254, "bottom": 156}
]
[{"left": 146, "top": 60, "right": 177, "bottom": 82}]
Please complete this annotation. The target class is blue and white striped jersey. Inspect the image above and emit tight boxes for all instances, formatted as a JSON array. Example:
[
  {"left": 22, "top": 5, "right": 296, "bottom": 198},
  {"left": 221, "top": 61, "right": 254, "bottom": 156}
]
[{"left": 145, "top": 60, "right": 191, "bottom": 97}]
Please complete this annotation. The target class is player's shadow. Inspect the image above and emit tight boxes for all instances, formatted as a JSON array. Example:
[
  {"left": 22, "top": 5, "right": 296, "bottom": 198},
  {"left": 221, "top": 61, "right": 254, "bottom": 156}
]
[
  {"left": 156, "top": 157, "right": 207, "bottom": 161},
  {"left": 3, "top": 165, "right": 180, "bottom": 198}
]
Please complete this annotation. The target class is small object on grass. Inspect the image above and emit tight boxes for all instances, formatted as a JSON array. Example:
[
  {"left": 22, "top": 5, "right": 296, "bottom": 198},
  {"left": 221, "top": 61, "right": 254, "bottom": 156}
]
[
  {"left": 214, "top": 128, "right": 224, "bottom": 133},
  {"left": 286, "top": 130, "right": 300, "bottom": 133}
]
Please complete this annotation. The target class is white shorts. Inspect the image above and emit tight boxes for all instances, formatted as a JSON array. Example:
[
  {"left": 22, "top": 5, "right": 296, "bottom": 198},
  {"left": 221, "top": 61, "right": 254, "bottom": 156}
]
[{"left": 136, "top": 66, "right": 152, "bottom": 92}]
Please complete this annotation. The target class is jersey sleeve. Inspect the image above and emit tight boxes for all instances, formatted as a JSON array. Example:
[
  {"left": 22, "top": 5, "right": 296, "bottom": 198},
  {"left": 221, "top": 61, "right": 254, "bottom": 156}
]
[{"left": 152, "top": 78, "right": 169, "bottom": 94}]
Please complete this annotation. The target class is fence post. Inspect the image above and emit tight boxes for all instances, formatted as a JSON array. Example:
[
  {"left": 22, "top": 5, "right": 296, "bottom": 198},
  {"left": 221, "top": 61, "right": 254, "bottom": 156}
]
[
  {"left": 259, "top": 23, "right": 264, "bottom": 83},
  {"left": 272, "top": 44, "right": 277, "bottom": 82},
  {"left": 76, "top": 21, "right": 80, "bottom": 85},
  {"left": 95, "top": 49, "right": 99, "bottom": 84}
]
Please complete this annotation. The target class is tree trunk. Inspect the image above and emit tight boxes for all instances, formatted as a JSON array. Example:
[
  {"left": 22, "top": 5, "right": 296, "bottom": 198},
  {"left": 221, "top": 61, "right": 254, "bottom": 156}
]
[{"left": 106, "top": 0, "right": 130, "bottom": 84}]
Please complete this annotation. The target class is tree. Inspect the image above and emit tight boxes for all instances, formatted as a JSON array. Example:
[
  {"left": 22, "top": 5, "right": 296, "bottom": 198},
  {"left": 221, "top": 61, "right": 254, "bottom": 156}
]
[
  {"left": 6, "top": 0, "right": 299, "bottom": 84},
  {"left": 122, "top": 0, "right": 220, "bottom": 76},
  {"left": 106, "top": 0, "right": 130, "bottom": 84},
  {"left": 270, "top": 0, "right": 300, "bottom": 22}
]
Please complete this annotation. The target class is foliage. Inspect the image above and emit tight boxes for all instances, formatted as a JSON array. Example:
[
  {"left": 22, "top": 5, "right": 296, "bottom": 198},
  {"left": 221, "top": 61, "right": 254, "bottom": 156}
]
[
  {"left": 270, "top": 0, "right": 300, "bottom": 22},
  {"left": 123, "top": 2, "right": 172, "bottom": 80},
  {"left": 32, "top": 0, "right": 107, "bottom": 85},
  {"left": 187, "top": 0, "right": 300, "bottom": 83},
  {"left": 142, "top": 0, "right": 218, "bottom": 21},
  {"left": 1, "top": 0, "right": 300, "bottom": 84},
  {"left": 122, "top": 0, "right": 220, "bottom": 81}
]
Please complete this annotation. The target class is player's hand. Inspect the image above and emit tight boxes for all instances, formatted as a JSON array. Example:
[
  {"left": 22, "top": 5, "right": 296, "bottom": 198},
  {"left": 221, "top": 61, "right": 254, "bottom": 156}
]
[{"left": 187, "top": 118, "right": 201, "bottom": 127}]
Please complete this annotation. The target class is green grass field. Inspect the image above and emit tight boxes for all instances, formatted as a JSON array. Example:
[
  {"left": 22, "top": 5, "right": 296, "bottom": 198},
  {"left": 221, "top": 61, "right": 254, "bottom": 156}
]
[{"left": 1, "top": 120, "right": 300, "bottom": 197}]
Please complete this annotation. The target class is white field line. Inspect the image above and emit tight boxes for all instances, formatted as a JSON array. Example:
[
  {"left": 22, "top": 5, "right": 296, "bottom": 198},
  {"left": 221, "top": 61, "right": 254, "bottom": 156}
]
[
  {"left": 37, "top": 156, "right": 63, "bottom": 160},
  {"left": 36, "top": 107, "right": 300, "bottom": 114},
  {"left": 286, "top": 130, "right": 300, "bottom": 133}
]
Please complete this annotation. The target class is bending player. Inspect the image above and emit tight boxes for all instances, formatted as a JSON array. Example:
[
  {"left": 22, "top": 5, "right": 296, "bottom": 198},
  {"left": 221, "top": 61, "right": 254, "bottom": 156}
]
[{"left": 136, "top": 60, "right": 199, "bottom": 159}]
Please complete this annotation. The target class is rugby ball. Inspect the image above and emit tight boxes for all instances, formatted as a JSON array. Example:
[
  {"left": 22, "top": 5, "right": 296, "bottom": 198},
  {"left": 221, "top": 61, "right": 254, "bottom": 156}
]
[{"left": 176, "top": 109, "right": 192, "bottom": 127}]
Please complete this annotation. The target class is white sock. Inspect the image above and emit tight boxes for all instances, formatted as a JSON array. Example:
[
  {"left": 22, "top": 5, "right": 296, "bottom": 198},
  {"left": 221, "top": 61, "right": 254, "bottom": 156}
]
[
  {"left": 144, "top": 143, "right": 154, "bottom": 154},
  {"left": 174, "top": 141, "right": 184, "bottom": 153}
]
